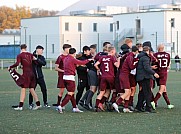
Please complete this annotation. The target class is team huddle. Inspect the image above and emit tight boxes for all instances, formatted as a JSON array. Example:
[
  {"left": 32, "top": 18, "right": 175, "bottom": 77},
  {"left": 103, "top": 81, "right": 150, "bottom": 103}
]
[{"left": 9, "top": 38, "right": 174, "bottom": 113}]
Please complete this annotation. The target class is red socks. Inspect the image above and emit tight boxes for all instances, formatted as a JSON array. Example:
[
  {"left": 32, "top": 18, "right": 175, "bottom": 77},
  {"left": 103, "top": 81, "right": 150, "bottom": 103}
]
[
  {"left": 61, "top": 94, "right": 72, "bottom": 107},
  {"left": 57, "top": 95, "right": 62, "bottom": 105},
  {"left": 19, "top": 102, "right": 24, "bottom": 107},
  {"left": 129, "top": 96, "right": 134, "bottom": 106},
  {"left": 162, "top": 92, "right": 170, "bottom": 105},
  {"left": 124, "top": 100, "right": 129, "bottom": 108},
  {"left": 36, "top": 101, "right": 40, "bottom": 106},
  {"left": 154, "top": 92, "right": 161, "bottom": 104},
  {"left": 95, "top": 99, "right": 101, "bottom": 108},
  {"left": 110, "top": 92, "right": 117, "bottom": 103},
  {"left": 116, "top": 97, "right": 123, "bottom": 106},
  {"left": 100, "top": 96, "right": 107, "bottom": 104},
  {"left": 70, "top": 94, "right": 77, "bottom": 108}
]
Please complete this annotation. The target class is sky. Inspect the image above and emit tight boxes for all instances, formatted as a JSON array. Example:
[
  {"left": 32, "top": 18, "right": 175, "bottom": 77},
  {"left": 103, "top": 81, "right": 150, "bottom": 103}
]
[{"left": 0, "top": 0, "right": 80, "bottom": 11}]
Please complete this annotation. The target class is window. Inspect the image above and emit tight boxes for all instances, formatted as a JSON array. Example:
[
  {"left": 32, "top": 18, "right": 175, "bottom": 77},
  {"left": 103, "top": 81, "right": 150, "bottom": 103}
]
[
  {"left": 171, "top": 18, "right": 175, "bottom": 27},
  {"left": 116, "top": 21, "right": 119, "bottom": 30},
  {"left": 110, "top": 23, "right": 113, "bottom": 32},
  {"left": 136, "top": 19, "right": 141, "bottom": 35},
  {"left": 65, "top": 22, "right": 69, "bottom": 31},
  {"left": 93, "top": 23, "right": 97, "bottom": 32},
  {"left": 52, "top": 44, "right": 54, "bottom": 53},
  {"left": 78, "top": 23, "right": 82, "bottom": 32}
]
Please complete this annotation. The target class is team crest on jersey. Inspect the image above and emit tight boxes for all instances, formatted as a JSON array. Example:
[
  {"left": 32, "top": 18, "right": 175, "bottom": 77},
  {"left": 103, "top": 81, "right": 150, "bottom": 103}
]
[{"left": 102, "top": 58, "right": 110, "bottom": 61}]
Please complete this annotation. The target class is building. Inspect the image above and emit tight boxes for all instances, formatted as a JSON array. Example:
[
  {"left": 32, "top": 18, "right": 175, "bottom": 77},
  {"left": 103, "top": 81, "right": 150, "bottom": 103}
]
[
  {"left": 0, "top": 29, "right": 20, "bottom": 45},
  {"left": 21, "top": 16, "right": 113, "bottom": 58},
  {"left": 59, "top": 0, "right": 181, "bottom": 15},
  {"left": 113, "top": 9, "right": 181, "bottom": 58}
]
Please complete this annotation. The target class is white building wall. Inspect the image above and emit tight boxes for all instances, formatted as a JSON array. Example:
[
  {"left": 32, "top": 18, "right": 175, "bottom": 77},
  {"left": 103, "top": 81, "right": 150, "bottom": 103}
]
[
  {"left": 0, "top": 35, "right": 20, "bottom": 45},
  {"left": 21, "top": 16, "right": 61, "bottom": 59},
  {"left": 164, "top": 11, "right": 181, "bottom": 57},
  {"left": 113, "top": 11, "right": 165, "bottom": 51},
  {"left": 21, "top": 16, "right": 113, "bottom": 58},
  {"left": 60, "top": 16, "right": 113, "bottom": 52}
]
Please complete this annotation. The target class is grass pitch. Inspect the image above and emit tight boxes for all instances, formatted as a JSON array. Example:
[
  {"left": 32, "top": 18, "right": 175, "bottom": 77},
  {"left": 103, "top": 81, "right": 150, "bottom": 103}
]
[{"left": 0, "top": 69, "right": 181, "bottom": 134}]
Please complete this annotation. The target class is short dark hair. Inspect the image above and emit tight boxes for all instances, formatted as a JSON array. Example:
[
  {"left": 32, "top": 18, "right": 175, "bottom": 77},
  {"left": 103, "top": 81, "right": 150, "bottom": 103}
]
[
  {"left": 143, "top": 46, "right": 150, "bottom": 52},
  {"left": 36, "top": 45, "right": 44, "bottom": 50},
  {"left": 82, "top": 46, "right": 90, "bottom": 52},
  {"left": 63, "top": 44, "right": 71, "bottom": 50},
  {"left": 69, "top": 48, "right": 76, "bottom": 54},
  {"left": 131, "top": 46, "right": 139, "bottom": 52},
  {"left": 103, "top": 42, "right": 111, "bottom": 47},
  {"left": 90, "top": 44, "right": 96, "bottom": 49},
  {"left": 20, "top": 44, "right": 27, "bottom": 49}
]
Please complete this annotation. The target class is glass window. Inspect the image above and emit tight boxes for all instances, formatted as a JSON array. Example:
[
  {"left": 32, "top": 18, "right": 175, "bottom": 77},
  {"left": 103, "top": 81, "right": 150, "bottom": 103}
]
[
  {"left": 93, "top": 23, "right": 97, "bottom": 32},
  {"left": 65, "top": 22, "right": 69, "bottom": 31},
  {"left": 78, "top": 23, "right": 82, "bottom": 32}
]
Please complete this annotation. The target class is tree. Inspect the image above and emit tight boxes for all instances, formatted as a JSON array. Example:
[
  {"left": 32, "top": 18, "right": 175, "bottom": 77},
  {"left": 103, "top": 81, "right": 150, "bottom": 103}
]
[
  {"left": 31, "top": 8, "right": 59, "bottom": 17},
  {"left": 0, "top": 5, "right": 31, "bottom": 33},
  {"left": 0, "top": 5, "right": 59, "bottom": 33}
]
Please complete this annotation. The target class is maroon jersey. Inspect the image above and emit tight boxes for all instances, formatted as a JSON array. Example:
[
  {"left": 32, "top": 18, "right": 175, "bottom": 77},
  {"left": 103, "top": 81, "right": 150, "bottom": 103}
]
[
  {"left": 154, "top": 52, "right": 170, "bottom": 73},
  {"left": 10, "top": 52, "right": 34, "bottom": 72},
  {"left": 64, "top": 55, "right": 89, "bottom": 76},
  {"left": 98, "top": 55, "right": 117, "bottom": 78},
  {"left": 121, "top": 52, "right": 137, "bottom": 75},
  {"left": 9, "top": 52, "right": 36, "bottom": 88},
  {"left": 94, "top": 52, "right": 108, "bottom": 61},
  {"left": 55, "top": 54, "right": 67, "bottom": 76}
]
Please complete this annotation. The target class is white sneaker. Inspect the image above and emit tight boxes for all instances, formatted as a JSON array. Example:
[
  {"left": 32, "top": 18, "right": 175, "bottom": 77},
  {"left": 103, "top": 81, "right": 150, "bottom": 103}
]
[
  {"left": 123, "top": 108, "right": 133, "bottom": 113},
  {"left": 29, "top": 104, "right": 34, "bottom": 110},
  {"left": 14, "top": 107, "right": 23, "bottom": 111},
  {"left": 72, "top": 108, "right": 83, "bottom": 113},
  {"left": 151, "top": 101, "right": 156, "bottom": 110},
  {"left": 32, "top": 105, "right": 42, "bottom": 110},
  {"left": 168, "top": 104, "right": 174, "bottom": 109},
  {"left": 112, "top": 103, "right": 120, "bottom": 113},
  {"left": 58, "top": 106, "right": 63, "bottom": 113}
]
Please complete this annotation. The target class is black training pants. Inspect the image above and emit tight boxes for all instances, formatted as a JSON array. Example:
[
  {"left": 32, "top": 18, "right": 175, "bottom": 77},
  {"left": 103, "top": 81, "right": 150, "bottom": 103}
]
[
  {"left": 29, "top": 78, "right": 47, "bottom": 105},
  {"left": 76, "top": 78, "right": 89, "bottom": 105}
]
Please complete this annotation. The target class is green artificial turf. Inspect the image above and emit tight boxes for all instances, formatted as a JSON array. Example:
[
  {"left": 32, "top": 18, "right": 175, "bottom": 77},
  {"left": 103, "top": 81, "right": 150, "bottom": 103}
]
[{"left": 0, "top": 69, "right": 181, "bottom": 134}]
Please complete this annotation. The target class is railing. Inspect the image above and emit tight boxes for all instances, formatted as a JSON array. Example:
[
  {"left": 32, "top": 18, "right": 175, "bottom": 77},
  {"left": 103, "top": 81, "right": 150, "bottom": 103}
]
[
  {"left": 0, "top": 59, "right": 56, "bottom": 70},
  {"left": 1, "top": 59, "right": 180, "bottom": 71}
]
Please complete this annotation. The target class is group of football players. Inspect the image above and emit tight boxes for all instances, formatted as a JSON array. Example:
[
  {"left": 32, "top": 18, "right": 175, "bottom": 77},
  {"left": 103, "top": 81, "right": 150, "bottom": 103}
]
[{"left": 9, "top": 38, "right": 174, "bottom": 113}]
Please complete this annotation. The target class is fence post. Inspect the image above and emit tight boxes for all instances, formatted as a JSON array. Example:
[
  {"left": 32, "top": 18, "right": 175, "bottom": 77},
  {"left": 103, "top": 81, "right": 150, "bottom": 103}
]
[
  {"left": 97, "top": 33, "right": 100, "bottom": 53},
  {"left": 155, "top": 32, "right": 158, "bottom": 50},
  {"left": 177, "top": 31, "right": 178, "bottom": 54},
  {"left": 14, "top": 35, "right": 16, "bottom": 61},
  {"left": 46, "top": 35, "right": 48, "bottom": 59},
  {"left": 80, "top": 34, "right": 82, "bottom": 52},
  {"left": 29, "top": 35, "right": 31, "bottom": 52},
  {"left": 50, "top": 60, "right": 52, "bottom": 70},
  {"left": 1, "top": 60, "right": 3, "bottom": 70}
]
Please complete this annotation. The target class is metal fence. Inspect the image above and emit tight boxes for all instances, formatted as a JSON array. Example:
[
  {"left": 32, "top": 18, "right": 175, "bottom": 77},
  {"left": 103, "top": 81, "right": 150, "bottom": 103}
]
[{"left": 1, "top": 31, "right": 181, "bottom": 59}]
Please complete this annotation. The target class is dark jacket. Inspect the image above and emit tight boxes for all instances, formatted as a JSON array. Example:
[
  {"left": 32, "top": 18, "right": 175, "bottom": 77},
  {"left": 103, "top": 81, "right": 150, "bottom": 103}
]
[
  {"left": 76, "top": 54, "right": 92, "bottom": 79},
  {"left": 33, "top": 52, "right": 46, "bottom": 79},
  {"left": 175, "top": 55, "right": 180, "bottom": 63},
  {"left": 136, "top": 51, "right": 155, "bottom": 81}
]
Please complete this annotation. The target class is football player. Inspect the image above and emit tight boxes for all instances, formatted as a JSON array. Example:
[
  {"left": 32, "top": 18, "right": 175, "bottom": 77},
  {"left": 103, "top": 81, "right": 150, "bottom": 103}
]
[{"left": 151, "top": 44, "right": 174, "bottom": 109}]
